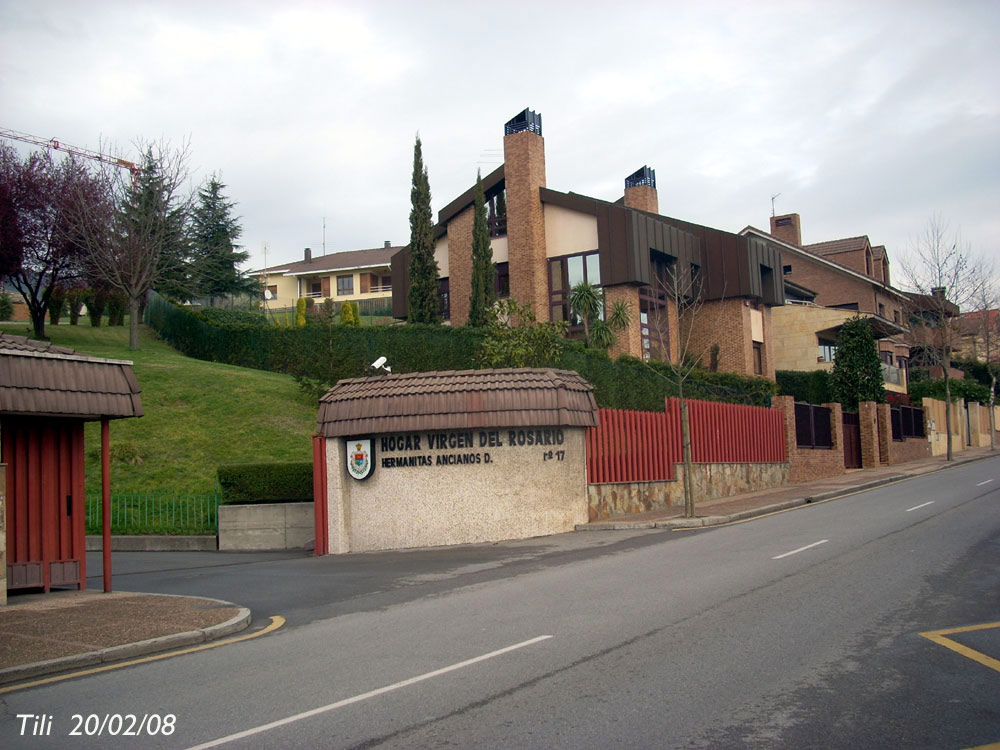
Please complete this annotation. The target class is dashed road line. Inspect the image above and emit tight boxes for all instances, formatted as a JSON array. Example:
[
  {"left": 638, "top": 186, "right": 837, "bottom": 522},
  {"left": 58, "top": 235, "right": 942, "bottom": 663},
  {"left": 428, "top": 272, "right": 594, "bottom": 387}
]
[
  {"left": 906, "top": 501, "right": 935, "bottom": 512},
  {"left": 772, "top": 539, "right": 829, "bottom": 560},
  {"left": 185, "top": 635, "right": 554, "bottom": 749}
]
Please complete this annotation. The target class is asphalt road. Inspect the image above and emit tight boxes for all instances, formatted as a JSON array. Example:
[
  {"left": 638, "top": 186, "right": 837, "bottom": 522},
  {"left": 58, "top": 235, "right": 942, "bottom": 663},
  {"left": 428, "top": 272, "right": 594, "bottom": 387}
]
[{"left": 2, "top": 457, "right": 998, "bottom": 749}]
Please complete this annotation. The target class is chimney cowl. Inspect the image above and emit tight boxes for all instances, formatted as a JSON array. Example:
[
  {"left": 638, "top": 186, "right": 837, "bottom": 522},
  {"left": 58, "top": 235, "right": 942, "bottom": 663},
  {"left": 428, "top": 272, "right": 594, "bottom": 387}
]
[
  {"left": 384, "top": 240, "right": 391, "bottom": 248},
  {"left": 625, "top": 166, "right": 656, "bottom": 189},
  {"left": 931, "top": 286, "right": 946, "bottom": 299},
  {"left": 504, "top": 108, "right": 542, "bottom": 137}
]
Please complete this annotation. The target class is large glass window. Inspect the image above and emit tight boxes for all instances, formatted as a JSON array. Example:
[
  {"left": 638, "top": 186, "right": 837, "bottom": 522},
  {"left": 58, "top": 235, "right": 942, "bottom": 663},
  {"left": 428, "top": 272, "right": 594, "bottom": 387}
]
[
  {"left": 337, "top": 275, "right": 353, "bottom": 296},
  {"left": 639, "top": 288, "right": 670, "bottom": 362},
  {"left": 548, "top": 251, "right": 601, "bottom": 333}
]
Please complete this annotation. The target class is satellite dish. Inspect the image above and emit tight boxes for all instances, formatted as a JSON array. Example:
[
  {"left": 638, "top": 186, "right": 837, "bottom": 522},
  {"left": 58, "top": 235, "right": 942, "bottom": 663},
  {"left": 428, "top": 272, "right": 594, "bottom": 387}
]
[{"left": 264, "top": 289, "right": 273, "bottom": 300}]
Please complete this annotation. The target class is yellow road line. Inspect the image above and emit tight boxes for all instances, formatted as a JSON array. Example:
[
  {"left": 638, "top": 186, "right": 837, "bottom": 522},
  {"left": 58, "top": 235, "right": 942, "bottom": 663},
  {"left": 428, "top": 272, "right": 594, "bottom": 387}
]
[
  {"left": 920, "top": 621, "right": 1000, "bottom": 674},
  {"left": 0, "top": 615, "right": 285, "bottom": 694}
]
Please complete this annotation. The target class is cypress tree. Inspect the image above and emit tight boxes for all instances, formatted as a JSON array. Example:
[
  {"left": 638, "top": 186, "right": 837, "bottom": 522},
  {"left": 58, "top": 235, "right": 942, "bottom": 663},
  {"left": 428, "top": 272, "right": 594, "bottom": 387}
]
[
  {"left": 468, "top": 171, "right": 495, "bottom": 327},
  {"left": 831, "top": 316, "right": 886, "bottom": 408},
  {"left": 407, "top": 135, "right": 440, "bottom": 324}
]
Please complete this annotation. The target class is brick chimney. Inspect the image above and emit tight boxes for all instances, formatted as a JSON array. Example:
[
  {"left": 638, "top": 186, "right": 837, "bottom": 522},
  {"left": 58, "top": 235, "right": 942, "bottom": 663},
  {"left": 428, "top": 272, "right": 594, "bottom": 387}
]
[
  {"left": 624, "top": 166, "right": 658, "bottom": 214},
  {"left": 304, "top": 247, "right": 312, "bottom": 262},
  {"left": 770, "top": 214, "right": 801, "bottom": 246},
  {"left": 503, "top": 108, "right": 549, "bottom": 318}
]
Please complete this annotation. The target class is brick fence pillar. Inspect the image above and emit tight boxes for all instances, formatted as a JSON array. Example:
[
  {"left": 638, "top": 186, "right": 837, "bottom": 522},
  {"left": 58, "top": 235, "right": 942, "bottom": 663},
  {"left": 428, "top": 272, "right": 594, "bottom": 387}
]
[
  {"left": 858, "top": 401, "right": 879, "bottom": 468},
  {"left": 876, "top": 403, "right": 892, "bottom": 464}
]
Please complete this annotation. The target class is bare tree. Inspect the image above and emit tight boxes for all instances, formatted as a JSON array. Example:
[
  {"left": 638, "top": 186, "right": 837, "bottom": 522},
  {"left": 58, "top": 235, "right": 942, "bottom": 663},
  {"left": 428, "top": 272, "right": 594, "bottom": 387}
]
[
  {"left": 0, "top": 143, "right": 102, "bottom": 338},
  {"left": 643, "top": 261, "right": 723, "bottom": 518},
  {"left": 902, "top": 216, "right": 981, "bottom": 460},
  {"left": 72, "top": 140, "right": 192, "bottom": 350}
]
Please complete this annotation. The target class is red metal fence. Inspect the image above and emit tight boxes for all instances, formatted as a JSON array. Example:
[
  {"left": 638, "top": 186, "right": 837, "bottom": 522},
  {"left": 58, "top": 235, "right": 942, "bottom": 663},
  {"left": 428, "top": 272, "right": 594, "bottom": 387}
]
[{"left": 586, "top": 398, "right": 786, "bottom": 484}]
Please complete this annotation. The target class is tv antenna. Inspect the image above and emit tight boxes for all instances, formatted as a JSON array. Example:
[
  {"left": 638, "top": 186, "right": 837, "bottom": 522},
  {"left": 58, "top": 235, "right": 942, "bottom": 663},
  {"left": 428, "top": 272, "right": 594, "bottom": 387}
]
[{"left": 770, "top": 193, "right": 781, "bottom": 217}]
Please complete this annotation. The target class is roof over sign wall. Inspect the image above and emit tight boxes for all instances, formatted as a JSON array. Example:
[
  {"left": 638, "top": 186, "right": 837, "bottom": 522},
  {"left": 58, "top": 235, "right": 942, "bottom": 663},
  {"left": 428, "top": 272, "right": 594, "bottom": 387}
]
[
  {"left": 317, "top": 368, "right": 597, "bottom": 437},
  {"left": 0, "top": 334, "right": 143, "bottom": 420}
]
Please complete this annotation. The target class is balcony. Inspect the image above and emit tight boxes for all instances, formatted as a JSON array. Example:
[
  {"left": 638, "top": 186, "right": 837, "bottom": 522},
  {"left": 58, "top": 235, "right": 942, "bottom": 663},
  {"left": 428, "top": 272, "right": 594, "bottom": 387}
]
[{"left": 881, "top": 361, "right": 905, "bottom": 386}]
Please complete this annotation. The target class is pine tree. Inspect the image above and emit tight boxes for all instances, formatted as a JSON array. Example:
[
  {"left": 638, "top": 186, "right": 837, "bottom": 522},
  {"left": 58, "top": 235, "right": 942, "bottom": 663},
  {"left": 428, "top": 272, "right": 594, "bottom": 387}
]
[
  {"left": 189, "top": 176, "right": 254, "bottom": 304},
  {"left": 407, "top": 135, "right": 440, "bottom": 324},
  {"left": 830, "top": 316, "right": 886, "bottom": 408},
  {"left": 468, "top": 171, "right": 495, "bottom": 327}
]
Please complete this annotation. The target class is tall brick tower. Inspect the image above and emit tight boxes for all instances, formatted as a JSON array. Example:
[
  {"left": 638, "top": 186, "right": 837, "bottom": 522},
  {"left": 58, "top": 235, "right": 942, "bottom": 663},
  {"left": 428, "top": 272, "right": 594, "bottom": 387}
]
[{"left": 503, "top": 109, "right": 549, "bottom": 319}]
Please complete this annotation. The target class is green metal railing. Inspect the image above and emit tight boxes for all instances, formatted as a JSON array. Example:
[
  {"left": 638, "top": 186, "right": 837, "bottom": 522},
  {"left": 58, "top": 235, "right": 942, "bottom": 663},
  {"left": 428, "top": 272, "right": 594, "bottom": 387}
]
[{"left": 85, "top": 489, "right": 221, "bottom": 536}]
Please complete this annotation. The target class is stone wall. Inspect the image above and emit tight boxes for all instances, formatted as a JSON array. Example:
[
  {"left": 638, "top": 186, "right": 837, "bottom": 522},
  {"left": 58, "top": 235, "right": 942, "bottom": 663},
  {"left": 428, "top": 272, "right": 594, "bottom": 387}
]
[{"left": 587, "top": 461, "right": 789, "bottom": 521}]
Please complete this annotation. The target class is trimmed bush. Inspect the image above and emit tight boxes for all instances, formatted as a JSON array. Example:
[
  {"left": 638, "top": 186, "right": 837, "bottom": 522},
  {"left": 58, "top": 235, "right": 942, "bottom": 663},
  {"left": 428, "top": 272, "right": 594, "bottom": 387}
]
[
  {"left": 0, "top": 292, "right": 13, "bottom": 321},
  {"left": 49, "top": 285, "right": 67, "bottom": 324},
  {"left": 776, "top": 370, "right": 834, "bottom": 404},
  {"left": 218, "top": 462, "right": 313, "bottom": 505}
]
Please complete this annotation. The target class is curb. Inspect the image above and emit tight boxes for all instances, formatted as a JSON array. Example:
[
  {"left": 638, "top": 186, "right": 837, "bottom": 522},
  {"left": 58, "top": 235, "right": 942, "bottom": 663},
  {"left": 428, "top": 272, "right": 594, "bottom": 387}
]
[{"left": 0, "top": 603, "right": 251, "bottom": 686}]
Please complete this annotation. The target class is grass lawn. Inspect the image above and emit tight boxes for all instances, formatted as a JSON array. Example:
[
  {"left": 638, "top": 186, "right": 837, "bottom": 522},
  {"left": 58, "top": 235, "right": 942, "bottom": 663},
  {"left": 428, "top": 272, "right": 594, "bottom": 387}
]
[{"left": 2, "top": 320, "right": 318, "bottom": 496}]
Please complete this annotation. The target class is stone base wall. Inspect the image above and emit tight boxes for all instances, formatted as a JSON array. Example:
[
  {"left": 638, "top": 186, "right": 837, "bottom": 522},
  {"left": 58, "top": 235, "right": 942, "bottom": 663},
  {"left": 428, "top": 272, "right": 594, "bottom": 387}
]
[
  {"left": 218, "top": 502, "right": 314, "bottom": 551},
  {"left": 587, "top": 461, "right": 789, "bottom": 521}
]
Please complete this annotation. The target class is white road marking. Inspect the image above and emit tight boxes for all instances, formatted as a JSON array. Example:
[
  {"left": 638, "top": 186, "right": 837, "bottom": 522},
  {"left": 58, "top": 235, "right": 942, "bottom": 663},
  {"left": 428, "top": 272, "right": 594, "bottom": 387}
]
[
  {"left": 185, "top": 635, "right": 554, "bottom": 749},
  {"left": 772, "top": 539, "right": 829, "bottom": 560},
  {"left": 905, "top": 501, "right": 935, "bottom": 512},
  {"left": 977, "top": 479, "right": 994, "bottom": 486}
]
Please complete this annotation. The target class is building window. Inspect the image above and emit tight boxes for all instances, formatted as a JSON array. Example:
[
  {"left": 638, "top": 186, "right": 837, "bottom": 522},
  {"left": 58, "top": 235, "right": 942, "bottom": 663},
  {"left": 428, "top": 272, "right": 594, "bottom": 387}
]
[
  {"left": 548, "top": 251, "right": 601, "bottom": 332},
  {"left": 878, "top": 303, "right": 886, "bottom": 317},
  {"left": 753, "top": 342, "right": 763, "bottom": 375},
  {"left": 639, "top": 287, "right": 669, "bottom": 362},
  {"left": 893, "top": 309, "right": 900, "bottom": 324},
  {"left": 819, "top": 337, "right": 837, "bottom": 363},
  {"left": 265, "top": 285, "right": 277, "bottom": 300},
  {"left": 486, "top": 188, "right": 507, "bottom": 238},
  {"left": 783, "top": 265, "right": 792, "bottom": 275},
  {"left": 880, "top": 351, "right": 894, "bottom": 365},
  {"left": 438, "top": 278, "right": 450, "bottom": 320},
  {"left": 495, "top": 262, "right": 510, "bottom": 298},
  {"left": 337, "top": 275, "right": 353, "bottom": 296}
]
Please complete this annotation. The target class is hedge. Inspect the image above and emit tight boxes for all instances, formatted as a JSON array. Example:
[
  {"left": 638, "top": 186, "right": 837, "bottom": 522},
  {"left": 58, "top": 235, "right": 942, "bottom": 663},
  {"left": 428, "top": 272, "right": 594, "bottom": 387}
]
[
  {"left": 147, "top": 292, "right": 778, "bottom": 410},
  {"left": 217, "top": 462, "right": 313, "bottom": 505},
  {"left": 776, "top": 370, "right": 834, "bottom": 405},
  {"left": 907, "top": 378, "right": 991, "bottom": 406}
]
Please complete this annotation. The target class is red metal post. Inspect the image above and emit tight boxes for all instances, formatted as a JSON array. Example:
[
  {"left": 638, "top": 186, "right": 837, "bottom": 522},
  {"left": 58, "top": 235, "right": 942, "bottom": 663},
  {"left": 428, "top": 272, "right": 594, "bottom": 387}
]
[{"left": 101, "top": 418, "right": 111, "bottom": 593}]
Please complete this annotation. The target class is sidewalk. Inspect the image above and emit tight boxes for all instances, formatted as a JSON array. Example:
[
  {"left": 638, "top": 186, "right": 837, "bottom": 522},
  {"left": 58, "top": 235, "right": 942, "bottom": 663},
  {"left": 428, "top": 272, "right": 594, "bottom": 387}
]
[
  {"left": 0, "top": 591, "right": 250, "bottom": 687},
  {"left": 1, "top": 446, "right": 996, "bottom": 689},
  {"left": 579, "top": 445, "right": 998, "bottom": 530}
]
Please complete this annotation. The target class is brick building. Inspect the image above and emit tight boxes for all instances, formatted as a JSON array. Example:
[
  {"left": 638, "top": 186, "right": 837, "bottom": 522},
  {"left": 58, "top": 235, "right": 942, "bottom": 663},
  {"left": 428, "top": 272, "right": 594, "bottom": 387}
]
[
  {"left": 741, "top": 214, "right": 912, "bottom": 394},
  {"left": 391, "top": 109, "right": 783, "bottom": 379}
]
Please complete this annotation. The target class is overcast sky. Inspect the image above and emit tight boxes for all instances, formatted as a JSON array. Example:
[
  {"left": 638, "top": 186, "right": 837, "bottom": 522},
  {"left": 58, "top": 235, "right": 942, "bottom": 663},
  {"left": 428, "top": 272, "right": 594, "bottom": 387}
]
[{"left": 2, "top": 0, "right": 998, "bottom": 282}]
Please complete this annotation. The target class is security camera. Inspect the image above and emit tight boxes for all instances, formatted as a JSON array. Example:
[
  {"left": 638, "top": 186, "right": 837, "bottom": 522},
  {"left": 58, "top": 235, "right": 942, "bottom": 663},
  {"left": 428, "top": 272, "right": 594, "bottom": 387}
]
[{"left": 371, "top": 356, "right": 387, "bottom": 370}]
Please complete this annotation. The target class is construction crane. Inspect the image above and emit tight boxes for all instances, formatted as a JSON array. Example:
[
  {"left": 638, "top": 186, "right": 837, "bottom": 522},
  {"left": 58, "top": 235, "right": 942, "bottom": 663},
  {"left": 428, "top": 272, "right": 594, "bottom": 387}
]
[{"left": 0, "top": 126, "right": 140, "bottom": 182}]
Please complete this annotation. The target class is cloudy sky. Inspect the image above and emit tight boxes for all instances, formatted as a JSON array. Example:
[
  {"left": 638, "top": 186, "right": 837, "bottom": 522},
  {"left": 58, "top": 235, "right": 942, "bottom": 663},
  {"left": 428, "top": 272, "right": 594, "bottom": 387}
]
[{"left": 2, "top": 0, "right": 998, "bottom": 280}]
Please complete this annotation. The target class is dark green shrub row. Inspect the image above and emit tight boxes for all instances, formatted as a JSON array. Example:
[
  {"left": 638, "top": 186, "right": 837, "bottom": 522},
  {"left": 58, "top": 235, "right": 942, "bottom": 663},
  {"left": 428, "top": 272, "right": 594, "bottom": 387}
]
[
  {"left": 147, "top": 293, "right": 777, "bottom": 409},
  {"left": 217, "top": 462, "right": 313, "bottom": 505},
  {"left": 776, "top": 370, "right": 834, "bottom": 404},
  {"left": 196, "top": 307, "right": 270, "bottom": 326}
]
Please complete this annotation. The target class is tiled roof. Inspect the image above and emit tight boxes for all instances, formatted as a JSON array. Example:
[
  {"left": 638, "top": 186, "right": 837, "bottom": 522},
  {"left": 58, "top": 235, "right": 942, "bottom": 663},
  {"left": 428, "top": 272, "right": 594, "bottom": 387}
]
[
  {"left": 803, "top": 236, "right": 869, "bottom": 256},
  {"left": 317, "top": 368, "right": 598, "bottom": 437},
  {"left": 250, "top": 246, "right": 399, "bottom": 276},
  {"left": 0, "top": 334, "right": 143, "bottom": 420}
]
